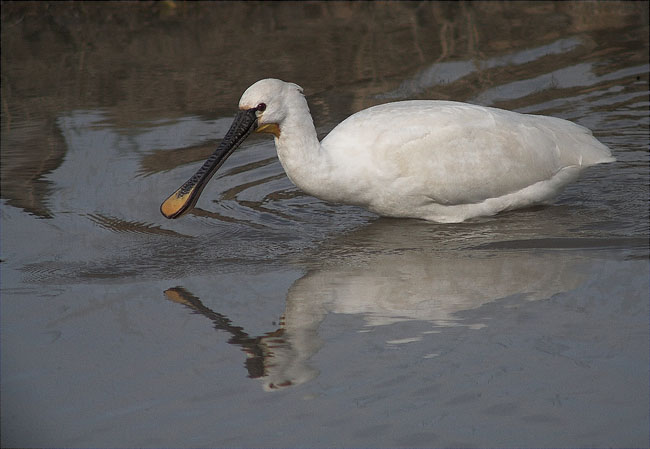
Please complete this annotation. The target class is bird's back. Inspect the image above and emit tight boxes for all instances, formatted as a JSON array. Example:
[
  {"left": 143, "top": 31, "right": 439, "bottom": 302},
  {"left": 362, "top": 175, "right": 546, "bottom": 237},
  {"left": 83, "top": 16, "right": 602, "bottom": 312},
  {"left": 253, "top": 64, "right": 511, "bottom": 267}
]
[
  {"left": 321, "top": 101, "right": 613, "bottom": 205},
  {"left": 319, "top": 100, "right": 613, "bottom": 221}
]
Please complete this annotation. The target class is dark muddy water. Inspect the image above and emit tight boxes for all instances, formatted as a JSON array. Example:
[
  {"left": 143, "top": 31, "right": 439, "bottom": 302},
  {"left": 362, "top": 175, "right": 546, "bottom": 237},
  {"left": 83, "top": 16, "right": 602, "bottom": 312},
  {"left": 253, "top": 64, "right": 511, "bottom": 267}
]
[{"left": 1, "top": 2, "right": 648, "bottom": 448}]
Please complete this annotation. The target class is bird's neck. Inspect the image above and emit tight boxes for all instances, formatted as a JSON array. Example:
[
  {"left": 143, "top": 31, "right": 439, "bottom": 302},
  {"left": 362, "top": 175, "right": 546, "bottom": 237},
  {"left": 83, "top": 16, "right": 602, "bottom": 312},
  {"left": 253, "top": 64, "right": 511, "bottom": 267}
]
[{"left": 274, "top": 102, "right": 330, "bottom": 198}]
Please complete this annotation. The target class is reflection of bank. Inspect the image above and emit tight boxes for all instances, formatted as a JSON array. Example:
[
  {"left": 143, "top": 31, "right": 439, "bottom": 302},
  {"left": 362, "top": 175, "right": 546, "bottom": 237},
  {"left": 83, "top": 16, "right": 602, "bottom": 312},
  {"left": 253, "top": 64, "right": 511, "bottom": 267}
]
[{"left": 165, "top": 248, "right": 588, "bottom": 391}]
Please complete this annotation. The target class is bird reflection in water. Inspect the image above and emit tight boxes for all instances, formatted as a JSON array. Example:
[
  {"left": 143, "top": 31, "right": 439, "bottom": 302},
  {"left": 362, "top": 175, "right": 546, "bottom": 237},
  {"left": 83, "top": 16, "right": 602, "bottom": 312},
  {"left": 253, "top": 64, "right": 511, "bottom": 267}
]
[
  {"left": 164, "top": 246, "right": 589, "bottom": 391},
  {"left": 164, "top": 287, "right": 316, "bottom": 391}
]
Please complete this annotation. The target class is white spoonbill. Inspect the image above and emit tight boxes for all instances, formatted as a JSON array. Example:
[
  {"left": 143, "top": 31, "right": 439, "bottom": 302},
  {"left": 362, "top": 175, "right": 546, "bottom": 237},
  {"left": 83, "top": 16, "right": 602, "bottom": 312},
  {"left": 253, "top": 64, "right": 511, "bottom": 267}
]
[{"left": 161, "top": 78, "right": 614, "bottom": 222}]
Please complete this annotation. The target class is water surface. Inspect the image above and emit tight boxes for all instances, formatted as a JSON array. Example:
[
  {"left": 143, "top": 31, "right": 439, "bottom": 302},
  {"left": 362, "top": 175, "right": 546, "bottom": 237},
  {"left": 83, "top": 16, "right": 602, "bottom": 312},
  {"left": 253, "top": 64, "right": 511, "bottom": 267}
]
[{"left": 1, "top": 2, "right": 648, "bottom": 448}]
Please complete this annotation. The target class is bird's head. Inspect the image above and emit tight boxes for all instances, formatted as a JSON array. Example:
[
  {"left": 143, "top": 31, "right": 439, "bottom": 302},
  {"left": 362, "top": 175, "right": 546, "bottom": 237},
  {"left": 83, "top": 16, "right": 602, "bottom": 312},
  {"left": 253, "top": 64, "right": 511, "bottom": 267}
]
[{"left": 239, "top": 78, "right": 304, "bottom": 138}]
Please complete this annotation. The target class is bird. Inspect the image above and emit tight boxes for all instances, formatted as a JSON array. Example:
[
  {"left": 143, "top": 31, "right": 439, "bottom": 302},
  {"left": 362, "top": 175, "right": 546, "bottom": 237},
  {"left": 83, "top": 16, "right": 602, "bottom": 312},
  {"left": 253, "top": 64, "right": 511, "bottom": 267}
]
[{"left": 161, "top": 78, "right": 614, "bottom": 223}]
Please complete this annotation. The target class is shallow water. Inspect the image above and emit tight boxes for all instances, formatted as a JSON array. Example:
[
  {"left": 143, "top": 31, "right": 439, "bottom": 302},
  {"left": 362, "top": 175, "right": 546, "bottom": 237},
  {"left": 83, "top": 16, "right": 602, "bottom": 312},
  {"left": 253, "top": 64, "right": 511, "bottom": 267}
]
[{"left": 1, "top": 2, "right": 649, "bottom": 448}]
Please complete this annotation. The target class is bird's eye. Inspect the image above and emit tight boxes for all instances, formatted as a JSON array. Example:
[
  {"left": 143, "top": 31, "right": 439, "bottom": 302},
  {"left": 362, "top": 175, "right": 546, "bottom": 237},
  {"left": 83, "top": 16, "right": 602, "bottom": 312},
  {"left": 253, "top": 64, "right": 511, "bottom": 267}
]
[{"left": 257, "top": 103, "right": 266, "bottom": 112}]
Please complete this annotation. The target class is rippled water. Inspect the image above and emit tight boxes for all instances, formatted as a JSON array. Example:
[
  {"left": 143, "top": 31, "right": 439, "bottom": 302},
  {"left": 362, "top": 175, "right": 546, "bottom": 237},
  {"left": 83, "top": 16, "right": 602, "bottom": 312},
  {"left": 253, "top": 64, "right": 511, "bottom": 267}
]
[{"left": 1, "top": 3, "right": 649, "bottom": 448}]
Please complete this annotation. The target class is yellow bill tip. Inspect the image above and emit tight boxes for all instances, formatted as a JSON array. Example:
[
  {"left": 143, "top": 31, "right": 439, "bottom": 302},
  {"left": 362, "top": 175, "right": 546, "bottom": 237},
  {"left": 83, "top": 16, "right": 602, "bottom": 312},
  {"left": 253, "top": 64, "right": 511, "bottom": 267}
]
[{"left": 160, "top": 186, "right": 194, "bottom": 219}]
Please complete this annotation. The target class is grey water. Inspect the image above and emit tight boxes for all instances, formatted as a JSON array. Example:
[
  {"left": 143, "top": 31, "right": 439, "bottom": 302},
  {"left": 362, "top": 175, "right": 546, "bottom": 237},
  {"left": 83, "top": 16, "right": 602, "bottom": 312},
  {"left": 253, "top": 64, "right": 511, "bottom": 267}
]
[{"left": 1, "top": 2, "right": 648, "bottom": 448}]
